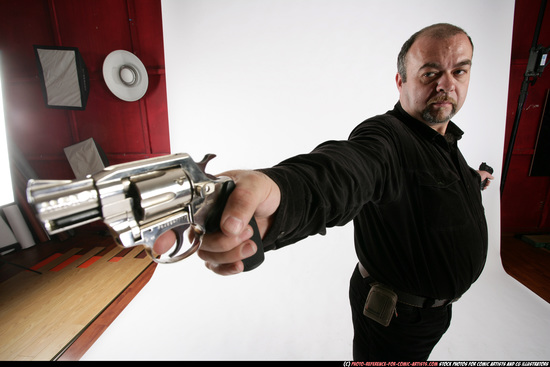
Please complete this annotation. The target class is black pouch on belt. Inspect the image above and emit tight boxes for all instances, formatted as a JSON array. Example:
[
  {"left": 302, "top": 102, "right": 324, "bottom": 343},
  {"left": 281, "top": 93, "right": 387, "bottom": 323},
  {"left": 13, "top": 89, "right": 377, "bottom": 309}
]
[{"left": 363, "top": 283, "right": 398, "bottom": 327}]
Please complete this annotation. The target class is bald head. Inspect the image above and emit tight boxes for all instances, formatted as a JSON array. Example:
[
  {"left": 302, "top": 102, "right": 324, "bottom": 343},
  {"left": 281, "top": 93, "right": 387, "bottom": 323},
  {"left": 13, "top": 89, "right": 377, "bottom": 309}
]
[{"left": 397, "top": 23, "right": 474, "bottom": 82}]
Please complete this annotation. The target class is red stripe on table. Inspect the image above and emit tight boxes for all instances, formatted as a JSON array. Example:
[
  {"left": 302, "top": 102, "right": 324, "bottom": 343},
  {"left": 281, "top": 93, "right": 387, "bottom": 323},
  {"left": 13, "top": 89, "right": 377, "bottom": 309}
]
[
  {"left": 77, "top": 255, "right": 102, "bottom": 268},
  {"left": 109, "top": 248, "right": 132, "bottom": 262},
  {"left": 50, "top": 255, "right": 82, "bottom": 272},
  {"left": 30, "top": 253, "right": 63, "bottom": 271}
]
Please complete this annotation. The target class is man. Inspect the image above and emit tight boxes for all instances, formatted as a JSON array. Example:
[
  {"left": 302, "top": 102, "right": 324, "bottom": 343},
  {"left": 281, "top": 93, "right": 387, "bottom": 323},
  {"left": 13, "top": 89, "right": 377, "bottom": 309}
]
[{"left": 156, "top": 23, "right": 494, "bottom": 360}]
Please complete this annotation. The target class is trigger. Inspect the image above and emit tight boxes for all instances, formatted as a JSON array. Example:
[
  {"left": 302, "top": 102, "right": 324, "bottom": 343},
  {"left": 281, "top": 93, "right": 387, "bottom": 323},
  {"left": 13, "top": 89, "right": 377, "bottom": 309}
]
[{"left": 169, "top": 225, "right": 188, "bottom": 258}]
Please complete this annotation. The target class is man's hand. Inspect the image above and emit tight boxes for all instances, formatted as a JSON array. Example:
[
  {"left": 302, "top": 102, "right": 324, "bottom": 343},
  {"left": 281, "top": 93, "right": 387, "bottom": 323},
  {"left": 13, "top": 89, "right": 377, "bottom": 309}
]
[
  {"left": 153, "top": 170, "right": 281, "bottom": 275},
  {"left": 477, "top": 170, "right": 494, "bottom": 190}
]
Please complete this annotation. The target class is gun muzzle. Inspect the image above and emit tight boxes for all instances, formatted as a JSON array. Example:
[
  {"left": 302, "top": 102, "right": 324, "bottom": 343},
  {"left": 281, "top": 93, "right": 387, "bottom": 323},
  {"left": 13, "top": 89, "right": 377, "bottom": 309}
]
[{"left": 26, "top": 178, "right": 102, "bottom": 234}]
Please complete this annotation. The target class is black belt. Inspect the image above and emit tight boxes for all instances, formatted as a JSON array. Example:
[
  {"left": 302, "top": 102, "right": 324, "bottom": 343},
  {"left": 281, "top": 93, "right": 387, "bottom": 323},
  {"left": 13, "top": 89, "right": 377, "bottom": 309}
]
[{"left": 358, "top": 263, "right": 459, "bottom": 308}]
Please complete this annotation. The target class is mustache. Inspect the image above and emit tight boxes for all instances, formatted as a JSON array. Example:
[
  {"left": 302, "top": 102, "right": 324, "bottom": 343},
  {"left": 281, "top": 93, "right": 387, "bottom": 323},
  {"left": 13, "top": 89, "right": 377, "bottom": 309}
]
[{"left": 427, "top": 95, "right": 457, "bottom": 106}]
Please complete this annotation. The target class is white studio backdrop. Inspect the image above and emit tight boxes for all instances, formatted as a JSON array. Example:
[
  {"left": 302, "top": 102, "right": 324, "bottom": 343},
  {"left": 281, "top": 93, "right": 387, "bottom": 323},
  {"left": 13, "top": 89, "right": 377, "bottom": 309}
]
[{"left": 82, "top": 0, "right": 550, "bottom": 360}]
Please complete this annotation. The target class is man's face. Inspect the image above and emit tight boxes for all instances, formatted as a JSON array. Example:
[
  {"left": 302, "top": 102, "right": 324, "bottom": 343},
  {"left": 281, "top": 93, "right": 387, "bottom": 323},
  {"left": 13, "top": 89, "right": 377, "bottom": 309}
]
[{"left": 396, "top": 33, "right": 473, "bottom": 133}]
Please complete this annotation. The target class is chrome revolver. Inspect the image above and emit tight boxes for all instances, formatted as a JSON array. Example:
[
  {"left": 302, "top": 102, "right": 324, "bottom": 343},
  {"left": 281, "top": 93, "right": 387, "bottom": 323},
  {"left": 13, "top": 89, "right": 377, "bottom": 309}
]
[{"left": 26, "top": 153, "right": 264, "bottom": 271}]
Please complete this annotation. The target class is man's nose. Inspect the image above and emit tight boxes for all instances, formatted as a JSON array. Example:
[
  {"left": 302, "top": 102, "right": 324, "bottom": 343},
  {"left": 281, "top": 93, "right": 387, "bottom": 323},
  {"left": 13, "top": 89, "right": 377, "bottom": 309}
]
[{"left": 437, "top": 72, "right": 455, "bottom": 93}]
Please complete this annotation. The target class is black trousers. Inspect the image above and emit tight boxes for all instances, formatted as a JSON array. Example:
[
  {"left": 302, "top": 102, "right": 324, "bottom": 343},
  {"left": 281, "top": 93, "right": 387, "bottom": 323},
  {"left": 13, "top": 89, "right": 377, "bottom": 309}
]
[{"left": 349, "top": 265, "right": 453, "bottom": 361}]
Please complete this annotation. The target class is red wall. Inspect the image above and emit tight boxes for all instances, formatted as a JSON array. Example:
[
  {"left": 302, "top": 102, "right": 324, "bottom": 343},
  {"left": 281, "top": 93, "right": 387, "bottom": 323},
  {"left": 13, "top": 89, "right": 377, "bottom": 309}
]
[
  {"left": 0, "top": 0, "right": 170, "bottom": 182},
  {"left": 502, "top": 0, "right": 550, "bottom": 231}
]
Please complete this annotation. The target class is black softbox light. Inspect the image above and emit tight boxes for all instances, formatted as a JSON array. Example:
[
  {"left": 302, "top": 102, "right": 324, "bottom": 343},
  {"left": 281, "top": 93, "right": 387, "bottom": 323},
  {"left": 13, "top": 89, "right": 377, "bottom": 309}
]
[{"left": 34, "top": 45, "right": 89, "bottom": 110}]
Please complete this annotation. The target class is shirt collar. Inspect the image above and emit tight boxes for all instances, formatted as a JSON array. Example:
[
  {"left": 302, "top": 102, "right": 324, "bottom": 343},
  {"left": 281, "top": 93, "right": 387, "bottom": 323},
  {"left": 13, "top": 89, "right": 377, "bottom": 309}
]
[{"left": 391, "top": 102, "right": 464, "bottom": 145}]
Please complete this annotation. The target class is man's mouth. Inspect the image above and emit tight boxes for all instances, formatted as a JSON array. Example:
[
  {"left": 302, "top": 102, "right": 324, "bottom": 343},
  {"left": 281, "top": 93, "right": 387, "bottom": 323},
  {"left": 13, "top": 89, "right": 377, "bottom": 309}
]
[
  {"left": 428, "top": 96, "right": 457, "bottom": 108},
  {"left": 421, "top": 95, "right": 458, "bottom": 124}
]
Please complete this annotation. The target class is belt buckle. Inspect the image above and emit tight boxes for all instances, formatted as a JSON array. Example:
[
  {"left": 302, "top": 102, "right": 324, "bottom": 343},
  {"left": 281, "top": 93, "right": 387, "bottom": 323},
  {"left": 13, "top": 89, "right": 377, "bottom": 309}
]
[{"left": 429, "top": 297, "right": 459, "bottom": 308}]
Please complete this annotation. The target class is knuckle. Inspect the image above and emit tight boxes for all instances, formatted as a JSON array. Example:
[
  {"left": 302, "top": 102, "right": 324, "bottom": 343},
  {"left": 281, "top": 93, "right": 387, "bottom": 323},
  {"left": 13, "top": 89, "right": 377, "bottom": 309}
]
[{"left": 202, "top": 232, "right": 239, "bottom": 252}]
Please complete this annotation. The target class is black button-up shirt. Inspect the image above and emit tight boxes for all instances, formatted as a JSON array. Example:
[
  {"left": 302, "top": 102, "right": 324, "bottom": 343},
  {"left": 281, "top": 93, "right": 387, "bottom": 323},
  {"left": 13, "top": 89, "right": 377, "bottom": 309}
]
[{"left": 261, "top": 102, "right": 488, "bottom": 300}]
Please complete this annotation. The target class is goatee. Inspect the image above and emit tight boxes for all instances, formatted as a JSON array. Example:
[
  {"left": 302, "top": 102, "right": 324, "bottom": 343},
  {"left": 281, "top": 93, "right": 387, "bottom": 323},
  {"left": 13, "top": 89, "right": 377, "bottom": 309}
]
[{"left": 422, "top": 95, "right": 457, "bottom": 124}]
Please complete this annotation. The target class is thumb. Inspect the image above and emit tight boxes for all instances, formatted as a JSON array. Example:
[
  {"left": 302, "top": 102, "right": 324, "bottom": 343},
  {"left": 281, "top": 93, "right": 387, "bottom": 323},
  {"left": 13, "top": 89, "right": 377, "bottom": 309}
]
[{"left": 219, "top": 170, "right": 280, "bottom": 238}]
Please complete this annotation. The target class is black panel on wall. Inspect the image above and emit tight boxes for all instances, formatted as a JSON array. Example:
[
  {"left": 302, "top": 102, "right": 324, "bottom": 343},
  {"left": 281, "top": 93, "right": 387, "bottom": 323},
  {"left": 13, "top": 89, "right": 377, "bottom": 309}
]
[{"left": 530, "top": 90, "right": 550, "bottom": 176}]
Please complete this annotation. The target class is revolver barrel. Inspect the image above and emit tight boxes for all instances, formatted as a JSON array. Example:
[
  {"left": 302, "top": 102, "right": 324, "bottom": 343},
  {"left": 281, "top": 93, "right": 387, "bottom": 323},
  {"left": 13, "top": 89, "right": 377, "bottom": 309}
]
[
  {"left": 27, "top": 178, "right": 102, "bottom": 234},
  {"left": 26, "top": 154, "right": 203, "bottom": 253}
]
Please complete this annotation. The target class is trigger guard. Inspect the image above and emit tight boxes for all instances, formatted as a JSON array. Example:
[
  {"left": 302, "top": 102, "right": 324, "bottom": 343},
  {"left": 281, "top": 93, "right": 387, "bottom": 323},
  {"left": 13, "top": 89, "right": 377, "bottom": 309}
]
[
  {"left": 169, "top": 225, "right": 187, "bottom": 258},
  {"left": 145, "top": 224, "right": 202, "bottom": 264}
]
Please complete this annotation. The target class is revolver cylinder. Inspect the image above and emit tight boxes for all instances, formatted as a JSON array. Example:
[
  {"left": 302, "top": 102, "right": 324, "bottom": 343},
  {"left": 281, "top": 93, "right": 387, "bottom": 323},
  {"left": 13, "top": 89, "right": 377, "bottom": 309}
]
[{"left": 131, "top": 168, "right": 193, "bottom": 223}]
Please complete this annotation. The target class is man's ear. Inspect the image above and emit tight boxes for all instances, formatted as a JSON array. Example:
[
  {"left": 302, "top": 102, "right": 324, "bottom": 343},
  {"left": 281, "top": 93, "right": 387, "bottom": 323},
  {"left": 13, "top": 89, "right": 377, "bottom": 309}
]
[{"left": 396, "top": 72, "right": 403, "bottom": 91}]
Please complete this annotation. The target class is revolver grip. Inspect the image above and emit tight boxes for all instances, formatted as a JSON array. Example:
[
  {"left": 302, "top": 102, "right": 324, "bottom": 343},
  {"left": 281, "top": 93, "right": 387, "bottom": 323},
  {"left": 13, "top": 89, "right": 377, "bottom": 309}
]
[{"left": 205, "top": 180, "right": 265, "bottom": 272}]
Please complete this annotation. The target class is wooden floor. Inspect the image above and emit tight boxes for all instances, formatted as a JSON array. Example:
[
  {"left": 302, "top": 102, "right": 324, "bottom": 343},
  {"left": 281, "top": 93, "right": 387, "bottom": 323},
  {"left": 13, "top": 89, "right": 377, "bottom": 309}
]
[
  {"left": 0, "top": 227, "right": 156, "bottom": 361},
  {"left": 1, "top": 230, "right": 549, "bottom": 360},
  {"left": 500, "top": 232, "right": 550, "bottom": 303},
  {"left": 58, "top": 261, "right": 157, "bottom": 361}
]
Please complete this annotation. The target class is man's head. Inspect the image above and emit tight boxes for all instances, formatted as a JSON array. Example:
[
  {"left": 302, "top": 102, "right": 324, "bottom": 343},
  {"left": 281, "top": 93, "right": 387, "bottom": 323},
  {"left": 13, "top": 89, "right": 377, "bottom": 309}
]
[{"left": 396, "top": 23, "right": 474, "bottom": 133}]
